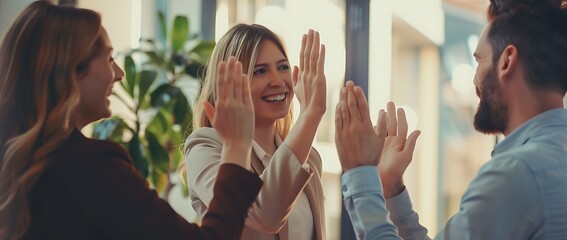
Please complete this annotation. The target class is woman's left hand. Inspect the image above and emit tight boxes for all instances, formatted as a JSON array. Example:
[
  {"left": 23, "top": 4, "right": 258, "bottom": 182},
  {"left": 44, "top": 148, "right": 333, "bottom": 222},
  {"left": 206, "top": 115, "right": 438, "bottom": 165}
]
[{"left": 292, "top": 29, "right": 327, "bottom": 118}]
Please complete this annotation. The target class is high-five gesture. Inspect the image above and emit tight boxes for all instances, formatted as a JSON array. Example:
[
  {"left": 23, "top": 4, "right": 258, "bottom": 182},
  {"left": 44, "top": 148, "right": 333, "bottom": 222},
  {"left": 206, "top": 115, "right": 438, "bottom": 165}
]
[
  {"left": 378, "top": 102, "right": 421, "bottom": 198},
  {"left": 284, "top": 29, "right": 327, "bottom": 165},
  {"left": 335, "top": 81, "right": 387, "bottom": 171},
  {"left": 203, "top": 56, "right": 255, "bottom": 169},
  {"left": 292, "top": 29, "right": 327, "bottom": 117}
]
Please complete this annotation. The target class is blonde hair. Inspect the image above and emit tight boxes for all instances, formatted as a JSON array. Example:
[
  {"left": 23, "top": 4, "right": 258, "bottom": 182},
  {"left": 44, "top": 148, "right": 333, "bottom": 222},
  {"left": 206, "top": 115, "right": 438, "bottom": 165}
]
[
  {"left": 179, "top": 24, "right": 293, "bottom": 180},
  {"left": 0, "top": 1, "right": 104, "bottom": 238}
]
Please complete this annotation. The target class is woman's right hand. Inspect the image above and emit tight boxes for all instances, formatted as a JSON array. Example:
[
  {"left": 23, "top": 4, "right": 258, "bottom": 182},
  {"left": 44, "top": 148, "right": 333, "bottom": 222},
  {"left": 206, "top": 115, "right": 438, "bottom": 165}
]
[
  {"left": 203, "top": 56, "right": 255, "bottom": 169},
  {"left": 292, "top": 29, "right": 327, "bottom": 119}
]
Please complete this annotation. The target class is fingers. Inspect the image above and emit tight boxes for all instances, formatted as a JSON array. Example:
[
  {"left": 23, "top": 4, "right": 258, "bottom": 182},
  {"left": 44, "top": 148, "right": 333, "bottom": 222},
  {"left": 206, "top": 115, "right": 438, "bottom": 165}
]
[
  {"left": 216, "top": 61, "right": 227, "bottom": 101},
  {"left": 387, "top": 101, "right": 397, "bottom": 136},
  {"left": 339, "top": 87, "right": 350, "bottom": 124},
  {"left": 404, "top": 130, "right": 421, "bottom": 155},
  {"left": 217, "top": 57, "right": 250, "bottom": 102},
  {"left": 225, "top": 58, "right": 236, "bottom": 99},
  {"left": 354, "top": 85, "right": 370, "bottom": 124},
  {"left": 241, "top": 73, "right": 252, "bottom": 105},
  {"left": 299, "top": 34, "right": 307, "bottom": 71},
  {"left": 233, "top": 61, "right": 243, "bottom": 100},
  {"left": 301, "top": 29, "right": 325, "bottom": 74},
  {"left": 346, "top": 81, "right": 358, "bottom": 121},
  {"left": 292, "top": 66, "right": 299, "bottom": 86},
  {"left": 335, "top": 103, "right": 343, "bottom": 133},
  {"left": 303, "top": 30, "right": 314, "bottom": 72},
  {"left": 309, "top": 31, "right": 320, "bottom": 73},
  {"left": 397, "top": 108, "right": 408, "bottom": 138},
  {"left": 376, "top": 109, "right": 387, "bottom": 139},
  {"left": 203, "top": 101, "right": 215, "bottom": 126},
  {"left": 318, "top": 44, "right": 326, "bottom": 75}
]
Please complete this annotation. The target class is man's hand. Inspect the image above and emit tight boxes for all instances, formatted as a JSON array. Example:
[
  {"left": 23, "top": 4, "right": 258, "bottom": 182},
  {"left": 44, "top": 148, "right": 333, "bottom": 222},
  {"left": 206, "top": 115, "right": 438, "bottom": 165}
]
[
  {"left": 378, "top": 102, "right": 421, "bottom": 198},
  {"left": 335, "top": 81, "right": 386, "bottom": 172}
]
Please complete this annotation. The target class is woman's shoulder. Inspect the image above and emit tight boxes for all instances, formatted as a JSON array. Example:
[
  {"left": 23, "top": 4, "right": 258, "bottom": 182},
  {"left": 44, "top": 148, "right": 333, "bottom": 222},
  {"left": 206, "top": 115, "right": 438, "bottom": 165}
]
[
  {"left": 184, "top": 127, "right": 223, "bottom": 150},
  {"left": 51, "top": 130, "right": 130, "bottom": 166}
]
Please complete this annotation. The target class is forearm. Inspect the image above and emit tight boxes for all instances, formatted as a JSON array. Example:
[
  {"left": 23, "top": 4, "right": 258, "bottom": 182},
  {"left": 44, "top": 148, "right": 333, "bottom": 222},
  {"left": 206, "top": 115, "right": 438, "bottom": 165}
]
[
  {"left": 284, "top": 112, "right": 322, "bottom": 165},
  {"left": 245, "top": 143, "right": 314, "bottom": 232},
  {"left": 385, "top": 189, "right": 430, "bottom": 240},
  {"left": 200, "top": 164, "right": 263, "bottom": 239},
  {"left": 342, "top": 166, "right": 402, "bottom": 240}
]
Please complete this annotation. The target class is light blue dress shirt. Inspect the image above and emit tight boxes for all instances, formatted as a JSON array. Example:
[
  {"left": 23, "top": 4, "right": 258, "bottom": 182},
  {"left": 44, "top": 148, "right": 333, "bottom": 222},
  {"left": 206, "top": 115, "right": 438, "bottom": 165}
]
[{"left": 342, "top": 108, "right": 567, "bottom": 240}]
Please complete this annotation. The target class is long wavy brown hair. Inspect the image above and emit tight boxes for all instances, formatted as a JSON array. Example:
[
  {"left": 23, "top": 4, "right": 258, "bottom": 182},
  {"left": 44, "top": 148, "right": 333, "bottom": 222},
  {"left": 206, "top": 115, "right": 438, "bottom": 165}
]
[{"left": 0, "top": 1, "right": 104, "bottom": 238}]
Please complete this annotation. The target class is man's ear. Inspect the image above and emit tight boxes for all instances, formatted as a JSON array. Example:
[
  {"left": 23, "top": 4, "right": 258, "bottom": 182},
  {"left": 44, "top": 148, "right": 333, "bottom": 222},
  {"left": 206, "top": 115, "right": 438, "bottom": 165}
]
[{"left": 497, "top": 45, "right": 518, "bottom": 83}]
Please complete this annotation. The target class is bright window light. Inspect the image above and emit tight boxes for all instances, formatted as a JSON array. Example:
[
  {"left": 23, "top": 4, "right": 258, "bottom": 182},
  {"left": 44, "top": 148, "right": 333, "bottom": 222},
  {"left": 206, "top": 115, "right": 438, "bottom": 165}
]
[
  {"left": 130, "top": 0, "right": 141, "bottom": 48},
  {"left": 451, "top": 63, "right": 475, "bottom": 93}
]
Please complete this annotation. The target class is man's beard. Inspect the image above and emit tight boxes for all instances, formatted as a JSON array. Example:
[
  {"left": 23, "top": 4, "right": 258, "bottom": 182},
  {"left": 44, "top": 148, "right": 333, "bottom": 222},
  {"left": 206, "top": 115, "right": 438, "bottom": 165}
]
[{"left": 473, "top": 67, "right": 508, "bottom": 134}]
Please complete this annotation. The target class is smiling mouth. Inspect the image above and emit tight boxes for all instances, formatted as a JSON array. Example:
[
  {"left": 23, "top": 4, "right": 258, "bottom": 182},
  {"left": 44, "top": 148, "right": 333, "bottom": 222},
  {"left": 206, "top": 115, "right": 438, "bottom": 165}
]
[{"left": 262, "top": 93, "right": 287, "bottom": 102}]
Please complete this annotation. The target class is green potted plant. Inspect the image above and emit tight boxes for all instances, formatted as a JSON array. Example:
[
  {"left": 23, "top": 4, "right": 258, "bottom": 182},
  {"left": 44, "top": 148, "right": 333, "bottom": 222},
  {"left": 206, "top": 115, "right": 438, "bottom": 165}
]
[{"left": 93, "top": 12, "right": 214, "bottom": 201}]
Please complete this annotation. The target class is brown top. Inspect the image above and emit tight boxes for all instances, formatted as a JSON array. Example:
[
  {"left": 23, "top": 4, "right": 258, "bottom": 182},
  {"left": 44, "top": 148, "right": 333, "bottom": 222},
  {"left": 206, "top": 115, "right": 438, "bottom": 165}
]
[{"left": 24, "top": 129, "right": 262, "bottom": 240}]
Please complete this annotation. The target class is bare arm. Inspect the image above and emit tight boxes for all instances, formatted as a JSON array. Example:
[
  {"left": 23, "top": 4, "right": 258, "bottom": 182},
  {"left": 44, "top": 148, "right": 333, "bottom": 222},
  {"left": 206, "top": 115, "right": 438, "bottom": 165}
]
[{"left": 286, "top": 29, "right": 327, "bottom": 165}]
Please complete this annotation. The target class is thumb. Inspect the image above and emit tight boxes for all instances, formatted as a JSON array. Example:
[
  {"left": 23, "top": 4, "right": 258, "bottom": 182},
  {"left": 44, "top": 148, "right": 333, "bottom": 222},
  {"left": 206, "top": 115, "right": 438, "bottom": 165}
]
[
  {"left": 203, "top": 101, "right": 215, "bottom": 126},
  {"left": 292, "top": 66, "right": 299, "bottom": 86},
  {"left": 404, "top": 130, "right": 421, "bottom": 155}
]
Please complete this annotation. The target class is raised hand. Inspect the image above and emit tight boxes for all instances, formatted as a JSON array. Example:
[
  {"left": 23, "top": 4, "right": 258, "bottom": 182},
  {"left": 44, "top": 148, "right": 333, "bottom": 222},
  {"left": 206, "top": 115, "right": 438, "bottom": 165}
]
[
  {"left": 203, "top": 56, "right": 255, "bottom": 169},
  {"left": 377, "top": 102, "right": 421, "bottom": 198},
  {"left": 335, "top": 81, "right": 387, "bottom": 172},
  {"left": 292, "top": 29, "right": 327, "bottom": 118}
]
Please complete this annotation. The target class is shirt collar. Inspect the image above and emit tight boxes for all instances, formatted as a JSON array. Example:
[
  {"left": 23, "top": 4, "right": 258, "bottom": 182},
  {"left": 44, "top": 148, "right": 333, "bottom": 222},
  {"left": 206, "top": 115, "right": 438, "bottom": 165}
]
[
  {"left": 492, "top": 108, "right": 567, "bottom": 156},
  {"left": 251, "top": 132, "right": 284, "bottom": 161}
]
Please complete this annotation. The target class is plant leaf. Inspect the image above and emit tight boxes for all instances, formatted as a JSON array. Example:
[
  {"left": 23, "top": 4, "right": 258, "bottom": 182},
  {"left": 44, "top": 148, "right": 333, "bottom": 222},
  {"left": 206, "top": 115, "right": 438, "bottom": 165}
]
[
  {"left": 171, "top": 15, "right": 189, "bottom": 52},
  {"left": 158, "top": 11, "right": 167, "bottom": 42},
  {"left": 169, "top": 128, "right": 184, "bottom": 167},
  {"left": 147, "top": 109, "right": 170, "bottom": 134},
  {"left": 150, "top": 83, "right": 173, "bottom": 107},
  {"left": 129, "top": 134, "right": 149, "bottom": 177},
  {"left": 172, "top": 88, "right": 190, "bottom": 125},
  {"left": 144, "top": 51, "right": 165, "bottom": 68},
  {"left": 124, "top": 55, "right": 137, "bottom": 97},
  {"left": 146, "top": 130, "right": 170, "bottom": 173},
  {"left": 150, "top": 169, "right": 168, "bottom": 195},
  {"left": 93, "top": 118, "right": 131, "bottom": 142},
  {"left": 190, "top": 40, "right": 215, "bottom": 59},
  {"left": 92, "top": 119, "right": 119, "bottom": 140},
  {"left": 138, "top": 70, "right": 158, "bottom": 105},
  {"left": 185, "top": 61, "right": 206, "bottom": 79}
]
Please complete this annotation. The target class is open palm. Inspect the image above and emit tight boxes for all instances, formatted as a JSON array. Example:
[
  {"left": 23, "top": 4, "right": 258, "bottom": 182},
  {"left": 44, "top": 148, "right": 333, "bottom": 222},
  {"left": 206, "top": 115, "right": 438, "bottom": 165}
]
[{"left": 377, "top": 102, "right": 420, "bottom": 198}]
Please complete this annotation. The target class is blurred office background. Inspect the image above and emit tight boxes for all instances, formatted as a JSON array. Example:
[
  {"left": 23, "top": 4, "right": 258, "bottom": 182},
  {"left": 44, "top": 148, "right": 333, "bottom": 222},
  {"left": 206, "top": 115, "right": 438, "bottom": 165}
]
[{"left": 2, "top": 0, "right": 566, "bottom": 239}]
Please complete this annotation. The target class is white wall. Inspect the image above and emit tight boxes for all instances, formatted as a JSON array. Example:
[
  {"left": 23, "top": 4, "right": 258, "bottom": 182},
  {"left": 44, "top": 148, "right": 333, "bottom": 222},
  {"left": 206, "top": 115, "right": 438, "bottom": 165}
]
[{"left": 0, "top": 0, "right": 35, "bottom": 40}]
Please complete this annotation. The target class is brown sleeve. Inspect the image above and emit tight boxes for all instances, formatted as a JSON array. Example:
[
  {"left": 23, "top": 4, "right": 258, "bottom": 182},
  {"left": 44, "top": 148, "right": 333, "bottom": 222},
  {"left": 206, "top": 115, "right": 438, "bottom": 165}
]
[
  {"left": 68, "top": 150, "right": 262, "bottom": 240},
  {"left": 200, "top": 164, "right": 264, "bottom": 239}
]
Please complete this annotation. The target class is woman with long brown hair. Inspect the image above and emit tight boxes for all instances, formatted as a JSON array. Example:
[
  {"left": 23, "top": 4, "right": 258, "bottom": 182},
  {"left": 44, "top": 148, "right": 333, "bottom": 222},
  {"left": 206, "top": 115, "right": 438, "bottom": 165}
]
[{"left": 0, "top": 1, "right": 261, "bottom": 239}]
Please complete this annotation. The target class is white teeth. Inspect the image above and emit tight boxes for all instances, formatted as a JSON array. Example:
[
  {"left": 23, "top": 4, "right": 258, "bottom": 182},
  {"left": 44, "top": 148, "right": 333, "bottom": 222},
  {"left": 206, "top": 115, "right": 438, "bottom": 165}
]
[{"left": 263, "top": 93, "right": 286, "bottom": 102}]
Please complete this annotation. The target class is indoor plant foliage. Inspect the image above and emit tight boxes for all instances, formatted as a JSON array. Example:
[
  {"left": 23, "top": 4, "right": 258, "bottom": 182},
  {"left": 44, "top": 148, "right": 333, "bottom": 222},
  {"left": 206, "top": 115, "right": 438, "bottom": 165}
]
[{"left": 93, "top": 12, "right": 214, "bottom": 201}]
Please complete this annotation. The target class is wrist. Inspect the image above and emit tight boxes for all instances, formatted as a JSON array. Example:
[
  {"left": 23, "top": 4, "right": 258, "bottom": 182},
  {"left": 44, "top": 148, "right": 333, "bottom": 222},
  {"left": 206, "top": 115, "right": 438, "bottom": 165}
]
[
  {"left": 298, "top": 111, "right": 323, "bottom": 124},
  {"left": 382, "top": 178, "right": 405, "bottom": 199},
  {"left": 221, "top": 143, "right": 252, "bottom": 170},
  {"left": 342, "top": 163, "right": 374, "bottom": 172}
]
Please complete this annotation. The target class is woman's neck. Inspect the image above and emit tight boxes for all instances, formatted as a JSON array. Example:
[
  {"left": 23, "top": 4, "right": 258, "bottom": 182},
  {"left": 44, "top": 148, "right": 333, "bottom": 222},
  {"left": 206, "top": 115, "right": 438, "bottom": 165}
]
[{"left": 254, "top": 121, "right": 277, "bottom": 155}]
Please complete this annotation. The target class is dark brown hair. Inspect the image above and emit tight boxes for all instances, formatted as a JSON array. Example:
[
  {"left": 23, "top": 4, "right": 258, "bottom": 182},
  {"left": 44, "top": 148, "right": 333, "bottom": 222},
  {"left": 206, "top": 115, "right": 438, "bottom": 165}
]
[{"left": 488, "top": 0, "right": 567, "bottom": 94}]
